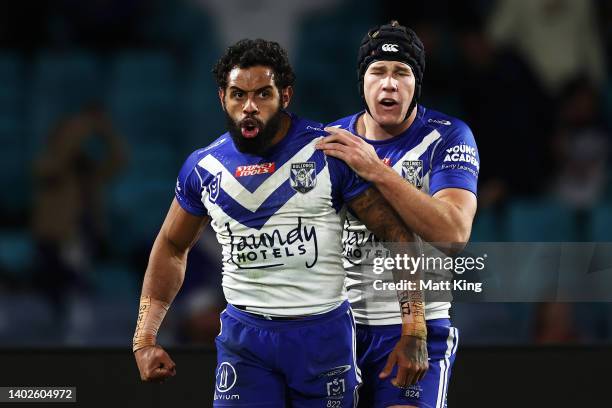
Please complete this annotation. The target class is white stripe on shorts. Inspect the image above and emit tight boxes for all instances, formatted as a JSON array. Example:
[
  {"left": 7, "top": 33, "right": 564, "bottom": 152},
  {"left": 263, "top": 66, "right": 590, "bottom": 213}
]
[
  {"left": 347, "top": 309, "right": 362, "bottom": 407},
  {"left": 436, "top": 326, "right": 457, "bottom": 408},
  {"left": 218, "top": 309, "right": 226, "bottom": 336}
]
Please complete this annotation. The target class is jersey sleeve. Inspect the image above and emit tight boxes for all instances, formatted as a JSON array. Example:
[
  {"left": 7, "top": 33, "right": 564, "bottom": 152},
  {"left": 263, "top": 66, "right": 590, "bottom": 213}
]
[
  {"left": 175, "top": 150, "right": 208, "bottom": 216},
  {"left": 327, "top": 155, "right": 371, "bottom": 207},
  {"left": 429, "top": 122, "right": 480, "bottom": 196}
]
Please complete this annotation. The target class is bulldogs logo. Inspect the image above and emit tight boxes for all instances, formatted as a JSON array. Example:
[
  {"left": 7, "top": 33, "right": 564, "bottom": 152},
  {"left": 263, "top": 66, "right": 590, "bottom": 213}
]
[
  {"left": 290, "top": 162, "right": 316, "bottom": 193},
  {"left": 402, "top": 160, "right": 423, "bottom": 188}
]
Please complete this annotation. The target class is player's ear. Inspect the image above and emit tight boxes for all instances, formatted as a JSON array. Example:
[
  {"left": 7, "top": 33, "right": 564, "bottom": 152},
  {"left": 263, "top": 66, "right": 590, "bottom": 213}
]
[
  {"left": 281, "top": 86, "right": 293, "bottom": 109},
  {"left": 218, "top": 88, "right": 226, "bottom": 110}
]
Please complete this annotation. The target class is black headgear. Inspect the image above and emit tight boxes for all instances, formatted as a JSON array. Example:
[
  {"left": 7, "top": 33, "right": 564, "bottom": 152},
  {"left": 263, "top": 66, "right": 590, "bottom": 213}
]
[{"left": 357, "top": 21, "right": 425, "bottom": 117}]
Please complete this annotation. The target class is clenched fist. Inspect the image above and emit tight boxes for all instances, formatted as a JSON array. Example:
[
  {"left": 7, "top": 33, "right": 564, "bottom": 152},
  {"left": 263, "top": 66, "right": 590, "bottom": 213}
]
[{"left": 134, "top": 345, "right": 176, "bottom": 382}]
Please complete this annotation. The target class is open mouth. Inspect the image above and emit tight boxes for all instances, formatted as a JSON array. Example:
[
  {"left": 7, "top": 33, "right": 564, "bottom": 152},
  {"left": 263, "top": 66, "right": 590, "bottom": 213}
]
[
  {"left": 379, "top": 98, "right": 399, "bottom": 108},
  {"left": 240, "top": 118, "right": 261, "bottom": 138}
]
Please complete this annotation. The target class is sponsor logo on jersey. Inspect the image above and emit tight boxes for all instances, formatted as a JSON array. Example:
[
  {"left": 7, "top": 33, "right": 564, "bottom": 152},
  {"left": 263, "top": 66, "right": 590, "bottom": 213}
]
[
  {"left": 235, "top": 162, "right": 275, "bottom": 177},
  {"left": 342, "top": 227, "right": 389, "bottom": 266},
  {"left": 290, "top": 162, "right": 316, "bottom": 193},
  {"left": 382, "top": 157, "right": 392, "bottom": 167},
  {"left": 226, "top": 217, "right": 319, "bottom": 269},
  {"left": 428, "top": 118, "right": 451, "bottom": 126},
  {"left": 208, "top": 172, "right": 222, "bottom": 204},
  {"left": 306, "top": 125, "right": 325, "bottom": 132},
  {"left": 204, "top": 137, "right": 227, "bottom": 152},
  {"left": 402, "top": 160, "right": 424, "bottom": 188},
  {"left": 382, "top": 43, "right": 399, "bottom": 52},
  {"left": 443, "top": 144, "right": 480, "bottom": 171}
]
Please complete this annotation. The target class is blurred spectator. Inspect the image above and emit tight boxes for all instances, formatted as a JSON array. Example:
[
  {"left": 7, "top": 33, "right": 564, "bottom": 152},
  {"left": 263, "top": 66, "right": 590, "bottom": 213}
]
[
  {"left": 455, "top": 16, "right": 554, "bottom": 207},
  {"left": 192, "top": 0, "right": 342, "bottom": 54},
  {"left": 30, "top": 104, "right": 126, "bottom": 337},
  {"left": 533, "top": 302, "right": 580, "bottom": 344},
  {"left": 551, "top": 76, "right": 609, "bottom": 209},
  {"left": 177, "top": 288, "right": 225, "bottom": 345},
  {"left": 488, "top": 0, "right": 606, "bottom": 97}
]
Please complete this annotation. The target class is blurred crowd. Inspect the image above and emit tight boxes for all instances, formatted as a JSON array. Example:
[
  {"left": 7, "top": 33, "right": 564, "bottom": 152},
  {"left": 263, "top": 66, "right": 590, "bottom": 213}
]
[{"left": 0, "top": 0, "right": 611, "bottom": 347}]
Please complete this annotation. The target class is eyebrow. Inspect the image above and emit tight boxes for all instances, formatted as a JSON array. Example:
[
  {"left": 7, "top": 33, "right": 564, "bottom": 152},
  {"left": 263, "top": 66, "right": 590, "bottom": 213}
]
[
  {"left": 395, "top": 66, "right": 411, "bottom": 73},
  {"left": 228, "top": 85, "right": 274, "bottom": 93},
  {"left": 370, "top": 65, "right": 411, "bottom": 73}
]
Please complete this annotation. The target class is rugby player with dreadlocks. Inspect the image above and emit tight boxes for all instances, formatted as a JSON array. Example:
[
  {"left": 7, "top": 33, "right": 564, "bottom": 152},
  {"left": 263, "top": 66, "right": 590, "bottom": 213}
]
[{"left": 133, "top": 38, "right": 424, "bottom": 407}]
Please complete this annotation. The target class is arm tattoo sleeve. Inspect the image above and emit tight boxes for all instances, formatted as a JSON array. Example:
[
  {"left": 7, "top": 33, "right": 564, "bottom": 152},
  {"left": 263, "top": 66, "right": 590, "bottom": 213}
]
[
  {"left": 348, "top": 187, "right": 415, "bottom": 243},
  {"left": 349, "top": 187, "right": 427, "bottom": 339}
]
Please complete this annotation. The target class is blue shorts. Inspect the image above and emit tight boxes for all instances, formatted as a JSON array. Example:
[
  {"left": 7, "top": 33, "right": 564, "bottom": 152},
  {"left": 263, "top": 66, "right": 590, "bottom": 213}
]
[
  {"left": 213, "top": 301, "right": 362, "bottom": 407},
  {"left": 356, "top": 320, "right": 458, "bottom": 408}
]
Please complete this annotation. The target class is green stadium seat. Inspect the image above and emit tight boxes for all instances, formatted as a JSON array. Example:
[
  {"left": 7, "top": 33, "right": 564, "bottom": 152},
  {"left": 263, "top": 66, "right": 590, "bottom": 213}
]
[
  {"left": 111, "top": 51, "right": 176, "bottom": 89},
  {"left": 108, "top": 52, "right": 180, "bottom": 145},
  {"left": 293, "top": 0, "right": 381, "bottom": 121},
  {"left": 506, "top": 200, "right": 578, "bottom": 242},
  {"left": 28, "top": 52, "right": 101, "bottom": 155},
  {"left": 108, "top": 177, "right": 175, "bottom": 251},
  {"left": 0, "top": 53, "right": 24, "bottom": 107},
  {"left": 470, "top": 208, "right": 504, "bottom": 242},
  {"left": 0, "top": 231, "right": 35, "bottom": 278},
  {"left": 589, "top": 206, "right": 612, "bottom": 241},
  {"left": 179, "top": 76, "right": 225, "bottom": 151}
]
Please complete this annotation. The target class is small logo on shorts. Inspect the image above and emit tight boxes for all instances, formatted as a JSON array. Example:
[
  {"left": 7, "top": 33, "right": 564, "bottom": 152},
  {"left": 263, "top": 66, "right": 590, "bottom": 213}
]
[
  {"left": 319, "top": 365, "right": 352, "bottom": 378},
  {"left": 326, "top": 378, "right": 346, "bottom": 398},
  {"left": 215, "top": 362, "right": 237, "bottom": 393},
  {"left": 403, "top": 384, "right": 423, "bottom": 399},
  {"left": 402, "top": 160, "right": 423, "bottom": 188},
  {"left": 290, "top": 162, "right": 316, "bottom": 193}
]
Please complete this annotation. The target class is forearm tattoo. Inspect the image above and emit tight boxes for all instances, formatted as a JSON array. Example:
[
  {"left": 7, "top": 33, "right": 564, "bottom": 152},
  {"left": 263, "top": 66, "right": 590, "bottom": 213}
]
[
  {"left": 350, "top": 188, "right": 427, "bottom": 339},
  {"left": 348, "top": 187, "right": 416, "bottom": 243}
]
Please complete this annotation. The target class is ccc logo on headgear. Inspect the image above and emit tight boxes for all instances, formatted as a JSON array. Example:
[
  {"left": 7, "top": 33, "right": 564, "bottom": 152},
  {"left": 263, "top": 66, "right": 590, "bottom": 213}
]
[{"left": 381, "top": 44, "right": 399, "bottom": 52}]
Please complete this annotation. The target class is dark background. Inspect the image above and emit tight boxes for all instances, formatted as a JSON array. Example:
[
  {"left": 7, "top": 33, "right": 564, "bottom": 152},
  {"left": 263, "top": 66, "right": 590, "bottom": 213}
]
[
  {"left": 0, "top": 0, "right": 611, "bottom": 405},
  {"left": 0, "top": 346, "right": 607, "bottom": 407}
]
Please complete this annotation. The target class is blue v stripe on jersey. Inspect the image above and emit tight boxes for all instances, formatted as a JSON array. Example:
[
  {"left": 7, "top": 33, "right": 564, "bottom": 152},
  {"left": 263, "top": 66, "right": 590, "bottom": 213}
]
[{"left": 209, "top": 150, "right": 328, "bottom": 230}]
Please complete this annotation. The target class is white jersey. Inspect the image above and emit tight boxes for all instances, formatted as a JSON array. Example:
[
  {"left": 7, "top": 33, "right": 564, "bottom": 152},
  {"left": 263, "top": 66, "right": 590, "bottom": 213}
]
[
  {"left": 329, "top": 106, "right": 480, "bottom": 325},
  {"left": 175, "top": 113, "right": 370, "bottom": 317}
]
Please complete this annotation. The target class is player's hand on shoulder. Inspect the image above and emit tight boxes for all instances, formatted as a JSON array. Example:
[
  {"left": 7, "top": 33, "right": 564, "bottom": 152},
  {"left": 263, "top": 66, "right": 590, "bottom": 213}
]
[
  {"left": 316, "top": 127, "right": 385, "bottom": 181},
  {"left": 134, "top": 345, "right": 177, "bottom": 382},
  {"left": 380, "top": 335, "right": 429, "bottom": 388}
]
